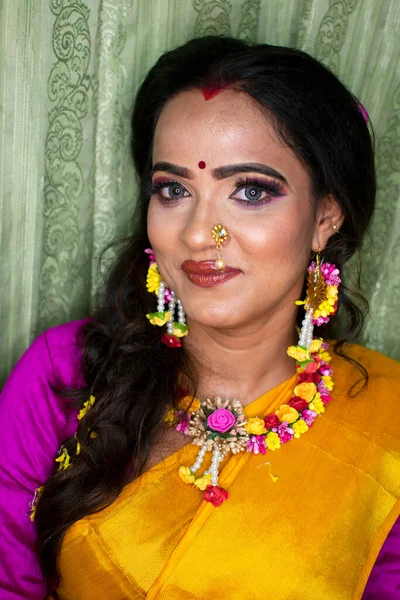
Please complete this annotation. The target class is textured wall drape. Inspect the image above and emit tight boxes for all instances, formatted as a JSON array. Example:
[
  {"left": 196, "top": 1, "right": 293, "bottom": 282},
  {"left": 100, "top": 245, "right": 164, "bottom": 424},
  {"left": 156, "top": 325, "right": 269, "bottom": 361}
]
[{"left": 1, "top": 0, "right": 399, "bottom": 385}]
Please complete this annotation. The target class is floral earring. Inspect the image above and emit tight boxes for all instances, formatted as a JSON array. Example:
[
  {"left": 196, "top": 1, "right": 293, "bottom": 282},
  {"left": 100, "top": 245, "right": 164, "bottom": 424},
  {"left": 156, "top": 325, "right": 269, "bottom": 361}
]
[
  {"left": 295, "top": 252, "right": 341, "bottom": 348},
  {"left": 145, "top": 249, "right": 189, "bottom": 347}
]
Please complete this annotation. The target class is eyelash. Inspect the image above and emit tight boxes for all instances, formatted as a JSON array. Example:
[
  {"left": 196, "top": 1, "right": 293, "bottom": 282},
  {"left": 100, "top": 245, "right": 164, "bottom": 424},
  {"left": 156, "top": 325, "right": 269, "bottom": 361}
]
[{"left": 145, "top": 176, "right": 286, "bottom": 207}]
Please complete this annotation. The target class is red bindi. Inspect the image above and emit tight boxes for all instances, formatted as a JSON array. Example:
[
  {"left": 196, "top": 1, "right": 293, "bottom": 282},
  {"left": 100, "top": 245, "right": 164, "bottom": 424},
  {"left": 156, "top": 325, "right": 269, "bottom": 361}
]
[{"left": 198, "top": 161, "right": 206, "bottom": 169}]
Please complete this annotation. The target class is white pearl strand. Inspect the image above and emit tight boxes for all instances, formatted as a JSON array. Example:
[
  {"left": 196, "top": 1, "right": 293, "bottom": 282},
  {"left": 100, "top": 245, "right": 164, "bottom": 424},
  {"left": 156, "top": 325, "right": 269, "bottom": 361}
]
[
  {"left": 298, "top": 307, "right": 314, "bottom": 349},
  {"left": 157, "top": 281, "right": 186, "bottom": 333},
  {"left": 190, "top": 443, "right": 207, "bottom": 473},
  {"left": 206, "top": 445, "right": 228, "bottom": 487},
  {"left": 157, "top": 281, "right": 166, "bottom": 312},
  {"left": 177, "top": 299, "right": 185, "bottom": 325},
  {"left": 166, "top": 291, "right": 176, "bottom": 335},
  {"left": 190, "top": 443, "right": 228, "bottom": 487}
]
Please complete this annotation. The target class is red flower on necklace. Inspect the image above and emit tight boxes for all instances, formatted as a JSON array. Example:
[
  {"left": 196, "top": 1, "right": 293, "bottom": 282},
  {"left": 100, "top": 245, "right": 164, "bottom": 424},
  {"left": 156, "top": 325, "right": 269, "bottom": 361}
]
[
  {"left": 288, "top": 397, "right": 308, "bottom": 411},
  {"left": 264, "top": 413, "right": 281, "bottom": 429},
  {"left": 204, "top": 485, "right": 229, "bottom": 507}
]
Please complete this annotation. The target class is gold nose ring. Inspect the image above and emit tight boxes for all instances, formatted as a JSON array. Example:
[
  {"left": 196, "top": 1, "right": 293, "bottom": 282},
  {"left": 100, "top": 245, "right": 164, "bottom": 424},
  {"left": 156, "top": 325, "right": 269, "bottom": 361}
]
[{"left": 211, "top": 224, "right": 229, "bottom": 270}]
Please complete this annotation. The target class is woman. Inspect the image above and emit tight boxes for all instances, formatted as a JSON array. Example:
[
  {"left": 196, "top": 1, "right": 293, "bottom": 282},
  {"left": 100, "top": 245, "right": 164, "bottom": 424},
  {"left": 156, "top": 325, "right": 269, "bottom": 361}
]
[{"left": 0, "top": 36, "right": 399, "bottom": 599}]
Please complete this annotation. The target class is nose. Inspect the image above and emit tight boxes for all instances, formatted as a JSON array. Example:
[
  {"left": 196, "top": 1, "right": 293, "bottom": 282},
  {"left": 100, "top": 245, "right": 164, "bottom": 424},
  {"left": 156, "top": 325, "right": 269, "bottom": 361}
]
[{"left": 180, "top": 202, "right": 229, "bottom": 256}]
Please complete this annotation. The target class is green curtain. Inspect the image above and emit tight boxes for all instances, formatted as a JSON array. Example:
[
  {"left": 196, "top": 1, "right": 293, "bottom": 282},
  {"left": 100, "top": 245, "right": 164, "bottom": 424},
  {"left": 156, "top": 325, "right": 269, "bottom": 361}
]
[{"left": 1, "top": 0, "right": 399, "bottom": 385}]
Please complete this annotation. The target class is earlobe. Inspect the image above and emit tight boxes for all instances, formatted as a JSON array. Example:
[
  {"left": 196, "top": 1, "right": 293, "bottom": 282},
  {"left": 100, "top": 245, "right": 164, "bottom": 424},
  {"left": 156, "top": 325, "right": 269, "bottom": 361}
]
[{"left": 312, "top": 195, "right": 345, "bottom": 252}]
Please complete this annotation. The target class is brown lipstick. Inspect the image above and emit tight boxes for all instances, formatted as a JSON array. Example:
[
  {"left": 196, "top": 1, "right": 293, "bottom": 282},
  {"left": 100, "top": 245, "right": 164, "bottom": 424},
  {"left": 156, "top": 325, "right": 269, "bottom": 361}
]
[{"left": 181, "top": 260, "right": 241, "bottom": 288}]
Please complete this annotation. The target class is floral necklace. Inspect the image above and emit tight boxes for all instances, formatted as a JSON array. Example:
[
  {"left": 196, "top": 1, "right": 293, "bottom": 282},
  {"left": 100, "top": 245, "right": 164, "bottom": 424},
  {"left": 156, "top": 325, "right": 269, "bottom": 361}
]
[
  {"left": 28, "top": 339, "right": 333, "bottom": 520},
  {"left": 164, "top": 338, "right": 334, "bottom": 507}
]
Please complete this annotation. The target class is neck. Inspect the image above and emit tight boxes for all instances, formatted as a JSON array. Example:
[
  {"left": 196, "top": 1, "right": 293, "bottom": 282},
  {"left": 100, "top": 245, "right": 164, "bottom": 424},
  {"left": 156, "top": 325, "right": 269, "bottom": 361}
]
[{"left": 183, "top": 316, "right": 298, "bottom": 407}]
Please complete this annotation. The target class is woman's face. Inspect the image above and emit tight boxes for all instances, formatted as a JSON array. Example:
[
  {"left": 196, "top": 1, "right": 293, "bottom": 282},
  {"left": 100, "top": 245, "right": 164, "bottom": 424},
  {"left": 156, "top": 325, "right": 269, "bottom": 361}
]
[{"left": 147, "top": 89, "right": 335, "bottom": 331}]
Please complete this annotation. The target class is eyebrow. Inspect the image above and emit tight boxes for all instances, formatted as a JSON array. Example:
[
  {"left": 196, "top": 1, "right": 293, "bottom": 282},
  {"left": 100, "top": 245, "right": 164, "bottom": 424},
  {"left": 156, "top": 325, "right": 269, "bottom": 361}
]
[{"left": 151, "top": 161, "right": 288, "bottom": 185}]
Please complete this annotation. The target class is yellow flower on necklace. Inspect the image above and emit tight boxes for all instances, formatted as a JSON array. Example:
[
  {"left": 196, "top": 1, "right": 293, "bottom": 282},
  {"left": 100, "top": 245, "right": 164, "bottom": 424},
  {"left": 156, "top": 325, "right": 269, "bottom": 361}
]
[
  {"left": 266, "top": 431, "right": 281, "bottom": 451},
  {"left": 275, "top": 404, "right": 299, "bottom": 424},
  {"left": 245, "top": 417, "right": 267, "bottom": 435},
  {"left": 146, "top": 263, "right": 161, "bottom": 295},
  {"left": 178, "top": 466, "right": 196, "bottom": 484},
  {"left": 309, "top": 395, "right": 325, "bottom": 414},
  {"left": 193, "top": 473, "right": 213, "bottom": 490},
  {"left": 293, "top": 419, "right": 309, "bottom": 438},
  {"left": 293, "top": 382, "right": 317, "bottom": 403},
  {"left": 319, "top": 350, "right": 331, "bottom": 363},
  {"left": 321, "top": 375, "right": 333, "bottom": 391}
]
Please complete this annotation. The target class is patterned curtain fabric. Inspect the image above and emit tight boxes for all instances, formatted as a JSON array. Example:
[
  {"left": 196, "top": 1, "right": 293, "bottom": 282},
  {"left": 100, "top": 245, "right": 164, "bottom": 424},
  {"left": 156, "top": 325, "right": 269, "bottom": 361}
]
[{"left": 1, "top": 0, "right": 399, "bottom": 385}]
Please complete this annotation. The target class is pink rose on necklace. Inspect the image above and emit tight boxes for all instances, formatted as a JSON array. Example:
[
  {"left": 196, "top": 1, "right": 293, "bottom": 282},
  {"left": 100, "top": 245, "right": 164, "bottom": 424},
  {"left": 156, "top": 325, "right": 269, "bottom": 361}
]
[{"left": 207, "top": 408, "right": 236, "bottom": 433}]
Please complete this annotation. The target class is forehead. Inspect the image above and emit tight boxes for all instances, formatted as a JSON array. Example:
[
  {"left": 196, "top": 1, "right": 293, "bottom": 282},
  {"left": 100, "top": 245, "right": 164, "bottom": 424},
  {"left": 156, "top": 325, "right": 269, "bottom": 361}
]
[{"left": 152, "top": 89, "right": 305, "bottom": 180}]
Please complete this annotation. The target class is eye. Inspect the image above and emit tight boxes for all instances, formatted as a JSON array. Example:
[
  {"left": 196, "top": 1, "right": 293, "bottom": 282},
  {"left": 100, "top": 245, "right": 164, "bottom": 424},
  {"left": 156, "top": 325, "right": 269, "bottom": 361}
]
[
  {"left": 146, "top": 180, "right": 190, "bottom": 202},
  {"left": 230, "top": 177, "right": 286, "bottom": 207},
  {"left": 164, "top": 183, "right": 188, "bottom": 200},
  {"left": 241, "top": 186, "right": 263, "bottom": 201}
]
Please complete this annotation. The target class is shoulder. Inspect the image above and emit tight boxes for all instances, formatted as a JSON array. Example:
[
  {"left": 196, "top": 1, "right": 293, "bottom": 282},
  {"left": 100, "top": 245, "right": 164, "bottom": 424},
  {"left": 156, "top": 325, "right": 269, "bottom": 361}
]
[
  {"left": 329, "top": 341, "right": 400, "bottom": 393},
  {"left": 0, "top": 317, "right": 93, "bottom": 440},
  {"left": 328, "top": 341, "right": 400, "bottom": 425},
  {"left": 41, "top": 317, "right": 94, "bottom": 389}
]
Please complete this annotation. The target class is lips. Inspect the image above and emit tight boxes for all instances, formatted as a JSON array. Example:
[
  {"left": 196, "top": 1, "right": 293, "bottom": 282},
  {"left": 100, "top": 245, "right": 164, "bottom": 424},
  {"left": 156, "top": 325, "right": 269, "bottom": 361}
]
[
  {"left": 181, "top": 260, "right": 240, "bottom": 275},
  {"left": 181, "top": 260, "right": 241, "bottom": 288}
]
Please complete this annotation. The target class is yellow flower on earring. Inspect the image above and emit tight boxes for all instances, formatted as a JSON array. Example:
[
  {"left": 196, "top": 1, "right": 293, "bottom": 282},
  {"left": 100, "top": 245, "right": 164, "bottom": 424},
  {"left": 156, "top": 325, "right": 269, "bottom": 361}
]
[
  {"left": 309, "top": 339, "right": 323, "bottom": 353},
  {"left": 146, "top": 263, "right": 162, "bottom": 295},
  {"left": 287, "top": 346, "right": 311, "bottom": 362},
  {"left": 146, "top": 311, "right": 172, "bottom": 326}
]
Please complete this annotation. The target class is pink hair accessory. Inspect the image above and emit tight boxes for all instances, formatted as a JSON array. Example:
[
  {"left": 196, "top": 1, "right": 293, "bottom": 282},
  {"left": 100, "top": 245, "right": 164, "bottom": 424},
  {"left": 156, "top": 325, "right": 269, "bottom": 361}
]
[{"left": 355, "top": 98, "right": 369, "bottom": 124}]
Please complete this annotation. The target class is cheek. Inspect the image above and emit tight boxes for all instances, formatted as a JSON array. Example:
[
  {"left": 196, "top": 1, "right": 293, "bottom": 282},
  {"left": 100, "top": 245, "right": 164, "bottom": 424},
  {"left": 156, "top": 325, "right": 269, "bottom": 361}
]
[
  {"left": 147, "top": 200, "right": 180, "bottom": 282},
  {"left": 147, "top": 199, "right": 169, "bottom": 251},
  {"left": 236, "top": 205, "right": 312, "bottom": 264}
]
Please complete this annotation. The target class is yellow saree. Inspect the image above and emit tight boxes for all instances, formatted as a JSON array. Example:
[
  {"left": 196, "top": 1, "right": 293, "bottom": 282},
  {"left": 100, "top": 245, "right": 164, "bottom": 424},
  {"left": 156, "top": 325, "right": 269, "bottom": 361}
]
[{"left": 56, "top": 344, "right": 400, "bottom": 599}]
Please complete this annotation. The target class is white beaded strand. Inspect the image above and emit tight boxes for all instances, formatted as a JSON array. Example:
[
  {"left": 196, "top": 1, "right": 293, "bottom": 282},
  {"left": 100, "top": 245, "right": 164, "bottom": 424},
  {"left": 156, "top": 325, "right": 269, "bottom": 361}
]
[
  {"left": 177, "top": 299, "right": 186, "bottom": 325},
  {"left": 203, "top": 445, "right": 227, "bottom": 487},
  {"left": 190, "top": 443, "right": 207, "bottom": 474},
  {"left": 157, "top": 281, "right": 166, "bottom": 312},
  {"left": 298, "top": 307, "right": 314, "bottom": 349},
  {"left": 166, "top": 291, "right": 176, "bottom": 335}
]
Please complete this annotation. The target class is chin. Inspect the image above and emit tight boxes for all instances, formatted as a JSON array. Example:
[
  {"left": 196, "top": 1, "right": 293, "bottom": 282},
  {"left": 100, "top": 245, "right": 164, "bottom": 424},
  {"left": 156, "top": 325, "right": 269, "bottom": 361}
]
[{"left": 185, "top": 303, "right": 247, "bottom": 330}]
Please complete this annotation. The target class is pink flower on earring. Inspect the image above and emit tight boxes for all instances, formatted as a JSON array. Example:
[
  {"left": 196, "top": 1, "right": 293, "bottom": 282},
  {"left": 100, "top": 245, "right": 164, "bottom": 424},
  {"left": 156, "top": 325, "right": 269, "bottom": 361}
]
[{"left": 144, "top": 248, "right": 155, "bottom": 265}]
